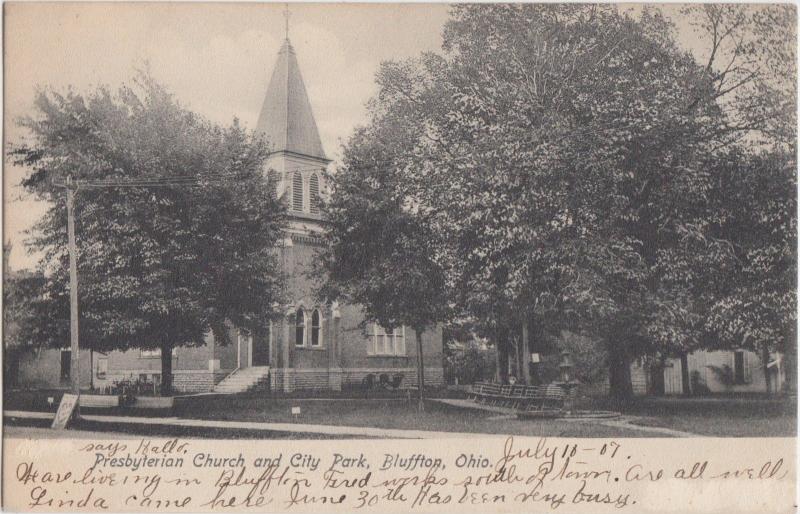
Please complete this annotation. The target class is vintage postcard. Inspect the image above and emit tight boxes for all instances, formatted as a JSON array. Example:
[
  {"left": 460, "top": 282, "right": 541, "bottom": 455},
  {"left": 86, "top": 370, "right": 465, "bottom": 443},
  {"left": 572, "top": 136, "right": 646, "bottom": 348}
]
[{"left": 2, "top": 2, "right": 796, "bottom": 513}]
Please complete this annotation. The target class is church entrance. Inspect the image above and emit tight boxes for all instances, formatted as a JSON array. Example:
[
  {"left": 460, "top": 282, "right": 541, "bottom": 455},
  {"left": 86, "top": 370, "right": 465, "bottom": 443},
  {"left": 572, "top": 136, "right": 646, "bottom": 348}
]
[{"left": 252, "top": 331, "right": 269, "bottom": 366}]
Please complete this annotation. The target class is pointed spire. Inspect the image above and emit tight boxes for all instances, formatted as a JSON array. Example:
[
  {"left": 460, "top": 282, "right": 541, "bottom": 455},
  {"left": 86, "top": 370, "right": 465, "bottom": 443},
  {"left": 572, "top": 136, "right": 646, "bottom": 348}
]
[
  {"left": 283, "top": 3, "right": 290, "bottom": 41},
  {"left": 255, "top": 19, "right": 327, "bottom": 161}
]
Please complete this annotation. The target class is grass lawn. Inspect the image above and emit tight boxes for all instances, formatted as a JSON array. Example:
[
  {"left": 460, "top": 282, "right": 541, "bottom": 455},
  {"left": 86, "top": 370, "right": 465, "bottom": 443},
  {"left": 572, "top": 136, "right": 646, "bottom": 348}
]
[
  {"left": 5, "top": 390, "right": 795, "bottom": 438},
  {"left": 629, "top": 413, "right": 795, "bottom": 437},
  {"left": 170, "top": 397, "right": 652, "bottom": 437},
  {"left": 618, "top": 397, "right": 796, "bottom": 437},
  {"left": 169, "top": 395, "right": 795, "bottom": 438}
]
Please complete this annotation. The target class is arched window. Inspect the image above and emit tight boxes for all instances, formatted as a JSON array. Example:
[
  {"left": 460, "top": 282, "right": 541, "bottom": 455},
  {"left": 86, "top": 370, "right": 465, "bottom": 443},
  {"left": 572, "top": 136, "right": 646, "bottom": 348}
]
[
  {"left": 311, "top": 309, "right": 322, "bottom": 346},
  {"left": 295, "top": 309, "right": 305, "bottom": 346},
  {"left": 292, "top": 172, "right": 303, "bottom": 211},
  {"left": 309, "top": 173, "right": 320, "bottom": 214},
  {"left": 267, "top": 170, "right": 279, "bottom": 199}
]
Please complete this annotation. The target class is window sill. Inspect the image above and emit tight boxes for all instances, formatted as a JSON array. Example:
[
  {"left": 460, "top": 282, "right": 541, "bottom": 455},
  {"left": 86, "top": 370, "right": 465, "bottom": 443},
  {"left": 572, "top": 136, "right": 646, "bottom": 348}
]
[
  {"left": 367, "top": 354, "right": 408, "bottom": 358},
  {"left": 295, "top": 346, "right": 326, "bottom": 351}
]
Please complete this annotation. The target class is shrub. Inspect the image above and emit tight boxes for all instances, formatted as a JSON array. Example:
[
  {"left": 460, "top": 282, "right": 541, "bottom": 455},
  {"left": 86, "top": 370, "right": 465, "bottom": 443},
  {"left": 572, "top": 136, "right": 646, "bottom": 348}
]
[{"left": 444, "top": 341, "right": 496, "bottom": 384}]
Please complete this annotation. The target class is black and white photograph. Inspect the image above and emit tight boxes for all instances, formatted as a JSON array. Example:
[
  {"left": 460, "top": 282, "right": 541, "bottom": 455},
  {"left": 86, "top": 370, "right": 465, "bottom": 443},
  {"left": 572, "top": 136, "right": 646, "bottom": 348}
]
[{"left": 1, "top": 2, "right": 797, "bottom": 512}]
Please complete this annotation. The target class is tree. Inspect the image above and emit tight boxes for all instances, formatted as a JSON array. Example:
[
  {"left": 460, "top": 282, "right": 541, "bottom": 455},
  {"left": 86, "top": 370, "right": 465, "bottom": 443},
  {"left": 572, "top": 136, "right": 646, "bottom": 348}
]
[
  {"left": 343, "top": 4, "right": 795, "bottom": 402},
  {"left": 10, "top": 74, "right": 286, "bottom": 395},
  {"left": 319, "top": 105, "right": 450, "bottom": 411},
  {"left": 3, "top": 269, "right": 46, "bottom": 387},
  {"left": 682, "top": 4, "right": 796, "bottom": 149},
  {"left": 366, "top": 5, "right": 726, "bottom": 400}
]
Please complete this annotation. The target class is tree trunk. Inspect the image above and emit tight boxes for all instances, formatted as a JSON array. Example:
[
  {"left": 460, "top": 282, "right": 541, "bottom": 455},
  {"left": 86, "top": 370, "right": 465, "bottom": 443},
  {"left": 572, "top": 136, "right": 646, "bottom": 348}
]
[
  {"left": 783, "top": 338, "right": 795, "bottom": 395},
  {"left": 521, "top": 321, "right": 532, "bottom": 385},
  {"left": 762, "top": 344, "right": 772, "bottom": 396},
  {"left": 649, "top": 356, "right": 666, "bottom": 396},
  {"left": 160, "top": 341, "right": 174, "bottom": 397},
  {"left": 679, "top": 351, "right": 691, "bottom": 396},
  {"left": 607, "top": 343, "right": 633, "bottom": 404},
  {"left": 494, "top": 338, "right": 502, "bottom": 383},
  {"left": 514, "top": 332, "right": 524, "bottom": 382},
  {"left": 415, "top": 329, "right": 425, "bottom": 413},
  {"left": 495, "top": 328, "right": 509, "bottom": 384}
]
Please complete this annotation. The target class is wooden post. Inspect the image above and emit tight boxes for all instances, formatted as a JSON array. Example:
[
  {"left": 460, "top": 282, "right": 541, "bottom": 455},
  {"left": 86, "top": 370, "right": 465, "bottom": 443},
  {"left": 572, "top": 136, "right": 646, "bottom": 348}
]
[
  {"left": 762, "top": 344, "right": 772, "bottom": 396},
  {"left": 416, "top": 329, "right": 425, "bottom": 412},
  {"left": 521, "top": 321, "right": 532, "bottom": 384},
  {"left": 283, "top": 309, "right": 294, "bottom": 392},
  {"left": 66, "top": 178, "right": 81, "bottom": 412},
  {"left": 680, "top": 351, "right": 691, "bottom": 396}
]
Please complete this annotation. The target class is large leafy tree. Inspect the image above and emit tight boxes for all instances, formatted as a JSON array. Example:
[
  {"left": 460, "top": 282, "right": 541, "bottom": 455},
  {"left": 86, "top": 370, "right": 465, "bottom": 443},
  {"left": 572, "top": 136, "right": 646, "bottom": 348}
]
[
  {"left": 11, "top": 74, "right": 286, "bottom": 395},
  {"left": 369, "top": 5, "right": 727, "bottom": 397},
  {"left": 343, "top": 4, "right": 795, "bottom": 400},
  {"left": 319, "top": 104, "right": 450, "bottom": 412}
]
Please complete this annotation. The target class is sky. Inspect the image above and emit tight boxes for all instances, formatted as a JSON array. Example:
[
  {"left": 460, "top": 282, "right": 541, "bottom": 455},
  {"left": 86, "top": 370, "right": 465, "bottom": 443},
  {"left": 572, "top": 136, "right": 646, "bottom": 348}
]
[{"left": 3, "top": 2, "right": 451, "bottom": 270}]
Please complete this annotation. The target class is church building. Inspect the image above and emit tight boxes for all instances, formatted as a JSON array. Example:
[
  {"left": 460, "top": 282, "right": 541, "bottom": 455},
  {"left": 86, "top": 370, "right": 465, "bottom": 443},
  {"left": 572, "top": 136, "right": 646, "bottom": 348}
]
[{"left": 13, "top": 36, "right": 445, "bottom": 394}]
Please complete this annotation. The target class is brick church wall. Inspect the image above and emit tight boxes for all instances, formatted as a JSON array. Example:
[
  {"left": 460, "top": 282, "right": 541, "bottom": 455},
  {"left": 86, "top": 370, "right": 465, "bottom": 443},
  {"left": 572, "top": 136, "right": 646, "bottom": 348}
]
[{"left": 16, "top": 348, "right": 92, "bottom": 390}]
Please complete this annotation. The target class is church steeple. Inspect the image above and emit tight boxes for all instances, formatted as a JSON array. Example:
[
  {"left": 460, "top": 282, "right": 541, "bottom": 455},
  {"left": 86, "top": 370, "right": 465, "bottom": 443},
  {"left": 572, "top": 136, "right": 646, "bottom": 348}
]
[
  {"left": 283, "top": 3, "right": 290, "bottom": 41},
  {"left": 256, "top": 35, "right": 328, "bottom": 161}
]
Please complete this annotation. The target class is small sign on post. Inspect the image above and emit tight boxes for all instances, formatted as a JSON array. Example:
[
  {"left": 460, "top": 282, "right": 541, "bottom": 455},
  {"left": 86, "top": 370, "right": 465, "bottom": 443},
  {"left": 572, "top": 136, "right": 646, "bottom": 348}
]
[
  {"left": 291, "top": 406, "right": 301, "bottom": 419},
  {"left": 531, "top": 353, "right": 541, "bottom": 363},
  {"left": 51, "top": 393, "right": 79, "bottom": 430}
]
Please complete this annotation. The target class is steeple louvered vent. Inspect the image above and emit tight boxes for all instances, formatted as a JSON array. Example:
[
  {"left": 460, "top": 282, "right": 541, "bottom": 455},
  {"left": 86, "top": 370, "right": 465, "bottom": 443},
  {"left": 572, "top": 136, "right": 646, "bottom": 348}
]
[
  {"left": 292, "top": 172, "right": 303, "bottom": 211},
  {"left": 309, "top": 173, "right": 320, "bottom": 214}
]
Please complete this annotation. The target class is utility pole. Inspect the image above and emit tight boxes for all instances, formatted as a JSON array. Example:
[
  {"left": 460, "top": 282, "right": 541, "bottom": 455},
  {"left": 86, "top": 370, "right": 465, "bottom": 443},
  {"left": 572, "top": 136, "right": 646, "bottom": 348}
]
[{"left": 65, "top": 176, "right": 81, "bottom": 407}]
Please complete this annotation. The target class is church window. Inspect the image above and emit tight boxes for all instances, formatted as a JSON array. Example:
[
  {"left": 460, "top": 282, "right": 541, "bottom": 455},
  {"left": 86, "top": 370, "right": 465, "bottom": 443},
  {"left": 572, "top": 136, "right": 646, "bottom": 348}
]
[
  {"left": 295, "top": 309, "right": 306, "bottom": 346},
  {"left": 267, "top": 170, "right": 279, "bottom": 199},
  {"left": 309, "top": 173, "right": 320, "bottom": 214},
  {"left": 368, "top": 324, "right": 405, "bottom": 356},
  {"left": 292, "top": 172, "right": 303, "bottom": 211},
  {"left": 311, "top": 309, "right": 322, "bottom": 346}
]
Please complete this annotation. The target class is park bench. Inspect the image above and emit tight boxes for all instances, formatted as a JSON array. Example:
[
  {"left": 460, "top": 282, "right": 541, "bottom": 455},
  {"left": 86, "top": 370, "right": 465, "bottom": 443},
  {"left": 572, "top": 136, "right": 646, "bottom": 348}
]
[
  {"left": 494, "top": 385, "right": 513, "bottom": 406},
  {"left": 470, "top": 382, "right": 566, "bottom": 411},
  {"left": 474, "top": 382, "right": 501, "bottom": 404},
  {"left": 507, "top": 384, "right": 527, "bottom": 409},
  {"left": 521, "top": 384, "right": 566, "bottom": 412},
  {"left": 542, "top": 384, "right": 566, "bottom": 410},
  {"left": 468, "top": 381, "right": 491, "bottom": 401}
]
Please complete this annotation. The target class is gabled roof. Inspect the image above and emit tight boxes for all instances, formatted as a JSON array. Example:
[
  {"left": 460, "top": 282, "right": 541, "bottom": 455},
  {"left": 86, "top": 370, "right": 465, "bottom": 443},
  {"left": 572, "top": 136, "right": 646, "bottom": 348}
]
[{"left": 255, "top": 39, "right": 327, "bottom": 161}]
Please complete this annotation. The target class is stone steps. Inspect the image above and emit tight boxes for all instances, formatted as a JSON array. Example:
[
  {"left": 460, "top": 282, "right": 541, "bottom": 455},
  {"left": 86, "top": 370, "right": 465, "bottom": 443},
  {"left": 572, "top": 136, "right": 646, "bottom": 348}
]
[{"left": 213, "top": 367, "right": 270, "bottom": 394}]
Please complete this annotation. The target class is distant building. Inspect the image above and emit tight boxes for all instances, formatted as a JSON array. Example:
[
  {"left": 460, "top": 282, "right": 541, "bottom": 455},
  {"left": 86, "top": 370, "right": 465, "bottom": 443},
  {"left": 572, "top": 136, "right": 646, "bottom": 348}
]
[
  {"left": 591, "top": 350, "right": 786, "bottom": 397},
  {"left": 12, "top": 37, "right": 444, "bottom": 394},
  {"left": 660, "top": 349, "right": 785, "bottom": 395}
]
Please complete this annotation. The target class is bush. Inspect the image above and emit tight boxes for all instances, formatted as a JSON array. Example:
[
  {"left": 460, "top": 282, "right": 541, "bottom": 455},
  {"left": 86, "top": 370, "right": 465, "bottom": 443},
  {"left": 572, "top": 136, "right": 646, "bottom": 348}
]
[
  {"left": 707, "top": 364, "right": 736, "bottom": 387},
  {"left": 444, "top": 341, "right": 496, "bottom": 385},
  {"left": 691, "top": 370, "right": 711, "bottom": 395}
]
